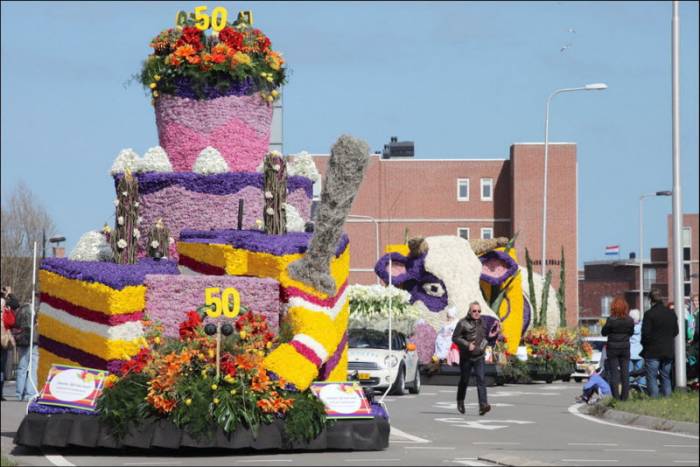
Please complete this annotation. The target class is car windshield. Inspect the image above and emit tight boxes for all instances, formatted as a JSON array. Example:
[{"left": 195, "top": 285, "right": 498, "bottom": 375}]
[
  {"left": 348, "top": 329, "right": 399, "bottom": 349},
  {"left": 587, "top": 340, "right": 606, "bottom": 352}
]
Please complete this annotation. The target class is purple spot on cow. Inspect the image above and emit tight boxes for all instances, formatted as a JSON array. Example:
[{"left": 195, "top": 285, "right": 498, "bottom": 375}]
[
  {"left": 479, "top": 249, "right": 519, "bottom": 286},
  {"left": 374, "top": 253, "right": 448, "bottom": 313}
]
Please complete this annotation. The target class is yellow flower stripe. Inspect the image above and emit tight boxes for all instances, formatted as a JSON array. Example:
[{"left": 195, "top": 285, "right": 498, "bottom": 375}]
[
  {"left": 177, "top": 241, "right": 351, "bottom": 301},
  {"left": 264, "top": 344, "right": 319, "bottom": 389},
  {"left": 285, "top": 303, "right": 349, "bottom": 355},
  {"left": 39, "top": 314, "right": 144, "bottom": 362},
  {"left": 480, "top": 247, "right": 524, "bottom": 354},
  {"left": 326, "top": 345, "right": 349, "bottom": 382},
  {"left": 384, "top": 244, "right": 409, "bottom": 256},
  {"left": 38, "top": 348, "right": 80, "bottom": 392},
  {"left": 177, "top": 242, "right": 229, "bottom": 270},
  {"left": 39, "top": 270, "right": 145, "bottom": 315}
]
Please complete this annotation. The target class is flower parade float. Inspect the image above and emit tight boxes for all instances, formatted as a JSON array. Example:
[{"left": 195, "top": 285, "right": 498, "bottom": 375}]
[{"left": 15, "top": 8, "right": 389, "bottom": 452}]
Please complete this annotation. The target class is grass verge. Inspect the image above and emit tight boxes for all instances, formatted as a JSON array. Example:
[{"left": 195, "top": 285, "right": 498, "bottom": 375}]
[
  {"left": 603, "top": 390, "right": 699, "bottom": 423},
  {"left": 1, "top": 453, "right": 17, "bottom": 466}
]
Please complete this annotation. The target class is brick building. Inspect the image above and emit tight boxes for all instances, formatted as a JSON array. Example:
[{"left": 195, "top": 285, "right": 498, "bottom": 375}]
[
  {"left": 312, "top": 142, "right": 579, "bottom": 326},
  {"left": 578, "top": 213, "right": 699, "bottom": 333}
]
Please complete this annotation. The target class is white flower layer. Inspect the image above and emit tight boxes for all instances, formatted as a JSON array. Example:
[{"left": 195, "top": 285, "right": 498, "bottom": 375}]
[
  {"left": 41, "top": 302, "right": 144, "bottom": 342},
  {"left": 285, "top": 203, "right": 305, "bottom": 232},
  {"left": 110, "top": 146, "right": 174, "bottom": 175},
  {"left": 287, "top": 151, "right": 320, "bottom": 181},
  {"left": 193, "top": 146, "right": 229, "bottom": 174},
  {"left": 288, "top": 286, "right": 349, "bottom": 321},
  {"left": 69, "top": 231, "right": 113, "bottom": 261}
]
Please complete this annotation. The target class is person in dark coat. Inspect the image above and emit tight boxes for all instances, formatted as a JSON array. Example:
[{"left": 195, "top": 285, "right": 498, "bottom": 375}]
[
  {"left": 452, "top": 301, "right": 491, "bottom": 416},
  {"left": 641, "top": 289, "right": 679, "bottom": 398},
  {"left": 601, "top": 296, "right": 634, "bottom": 400}
]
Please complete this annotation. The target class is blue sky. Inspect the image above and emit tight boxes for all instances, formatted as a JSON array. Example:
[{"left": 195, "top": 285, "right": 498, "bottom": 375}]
[{"left": 1, "top": 1, "right": 698, "bottom": 267}]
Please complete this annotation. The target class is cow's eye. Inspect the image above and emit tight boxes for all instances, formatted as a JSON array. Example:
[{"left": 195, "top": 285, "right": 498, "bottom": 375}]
[{"left": 422, "top": 282, "right": 445, "bottom": 297}]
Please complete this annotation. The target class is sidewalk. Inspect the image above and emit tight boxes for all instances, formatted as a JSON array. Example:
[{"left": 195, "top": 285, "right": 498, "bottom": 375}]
[{"left": 582, "top": 400, "right": 700, "bottom": 436}]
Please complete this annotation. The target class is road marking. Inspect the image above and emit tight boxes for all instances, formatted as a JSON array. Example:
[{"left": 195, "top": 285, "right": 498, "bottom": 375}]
[
  {"left": 490, "top": 391, "right": 559, "bottom": 397},
  {"left": 44, "top": 455, "right": 75, "bottom": 467},
  {"left": 568, "top": 403, "right": 700, "bottom": 440},
  {"left": 233, "top": 461, "right": 292, "bottom": 463},
  {"left": 390, "top": 426, "right": 431, "bottom": 443},
  {"left": 673, "top": 461, "right": 700, "bottom": 463},
  {"left": 344, "top": 459, "right": 401, "bottom": 462},
  {"left": 436, "top": 418, "right": 534, "bottom": 431},
  {"left": 451, "top": 462, "right": 492, "bottom": 466},
  {"left": 568, "top": 442, "right": 618, "bottom": 446},
  {"left": 604, "top": 448, "right": 656, "bottom": 452},
  {"left": 124, "top": 463, "right": 183, "bottom": 466},
  {"left": 665, "top": 445, "right": 699, "bottom": 448},
  {"left": 420, "top": 392, "right": 437, "bottom": 395},
  {"left": 434, "top": 402, "right": 513, "bottom": 410},
  {"left": 473, "top": 441, "right": 521, "bottom": 445},
  {"left": 404, "top": 446, "right": 456, "bottom": 450},
  {"left": 561, "top": 460, "right": 619, "bottom": 463}
]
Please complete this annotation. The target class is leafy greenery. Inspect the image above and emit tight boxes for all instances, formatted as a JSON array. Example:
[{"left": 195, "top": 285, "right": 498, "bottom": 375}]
[
  {"left": 525, "top": 248, "right": 538, "bottom": 325},
  {"left": 603, "top": 390, "right": 699, "bottom": 423},
  {"left": 557, "top": 246, "right": 566, "bottom": 327},
  {"left": 540, "top": 269, "right": 552, "bottom": 328},
  {"left": 96, "top": 372, "right": 154, "bottom": 439},
  {"left": 284, "top": 390, "right": 329, "bottom": 444},
  {"left": 501, "top": 356, "right": 532, "bottom": 383}
]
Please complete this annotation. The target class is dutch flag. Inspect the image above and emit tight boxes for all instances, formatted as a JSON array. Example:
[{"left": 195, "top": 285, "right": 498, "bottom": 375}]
[{"left": 605, "top": 245, "right": 620, "bottom": 256}]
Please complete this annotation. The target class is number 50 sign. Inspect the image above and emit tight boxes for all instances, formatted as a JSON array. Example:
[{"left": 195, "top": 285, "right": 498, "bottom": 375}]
[{"left": 204, "top": 287, "right": 240, "bottom": 318}]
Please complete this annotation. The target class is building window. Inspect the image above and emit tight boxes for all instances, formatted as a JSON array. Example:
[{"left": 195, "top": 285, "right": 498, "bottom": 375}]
[
  {"left": 457, "top": 228, "right": 470, "bottom": 240},
  {"left": 481, "top": 228, "right": 493, "bottom": 240},
  {"left": 457, "top": 179, "right": 469, "bottom": 201},
  {"left": 601, "top": 295, "right": 613, "bottom": 317},
  {"left": 481, "top": 178, "right": 493, "bottom": 201},
  {"left": 683, "top": 227, "right": 692, "bottom": 301},
  {"left": 313, "top": 178, "right": 322, "bottom": 201},
  {"left": 643, "top": 268, "right": 656, "bottom": 291}
]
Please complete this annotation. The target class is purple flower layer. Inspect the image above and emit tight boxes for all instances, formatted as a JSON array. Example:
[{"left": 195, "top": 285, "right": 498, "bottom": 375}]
[
  {"left": 179, "top": 229, "right": 349, "bottom": 258},
  {"left": 137, "top": 185, "right": 311, "bottom": 255},
  {"left": 370, "top": 402, "right": 389, "bottom": 420},
  {"left": 116, "top": 172, "right": 313, "bottom": 199},
  {"left": 39, "top": 335, "right": 125, "bottom": 373},
  {"left": 479, "top": 250, "right": 519, "bottom": 286},
  {"left": 318, "top": 332, "right": 348, "bottom": 380},
  {"left": 170, "top": 76, "right": 257, "bottom": 100},
  {"left": 40, "top": 258, "right": 179, "bottom": 290},
  {"left": 412, "top": 322, "right": 438, "bottom": 365},
  {"left": 144, "top": 274, "right": 280, "bottom": 338},
  {"left": 28, "top": 400, "right": 98, "bottom": 416}
]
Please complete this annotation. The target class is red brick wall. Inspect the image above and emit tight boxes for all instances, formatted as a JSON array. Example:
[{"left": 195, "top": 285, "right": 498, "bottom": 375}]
[{"left": 667, "top": 213, "right": 699, "bottom": 303}]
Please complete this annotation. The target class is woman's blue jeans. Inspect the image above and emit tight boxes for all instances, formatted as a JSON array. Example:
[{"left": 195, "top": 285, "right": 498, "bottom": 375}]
[{"left": 16, "top": 345, "right": 38, "bottom": 400}]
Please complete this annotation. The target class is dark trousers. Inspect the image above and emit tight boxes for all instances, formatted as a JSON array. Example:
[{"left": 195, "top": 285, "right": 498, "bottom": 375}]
[
  {"left": 457, "top": 355, "right": 487, "bottom": 406},
  {"left": 582, "top": 384, "right": 600, "bottom": 401},
  {"left": 607, "top": 349, "right": 630, "bottom": 401}
]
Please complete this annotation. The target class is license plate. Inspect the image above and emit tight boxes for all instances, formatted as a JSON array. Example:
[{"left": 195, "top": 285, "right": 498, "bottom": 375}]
[{"left": 358, "top": 372, "right": 371, "bottom": 380}]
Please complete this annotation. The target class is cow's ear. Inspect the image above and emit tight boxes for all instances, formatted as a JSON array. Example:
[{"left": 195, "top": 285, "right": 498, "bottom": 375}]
[{"left": 374, "top": 252, "right": 410, "bottom": 286}]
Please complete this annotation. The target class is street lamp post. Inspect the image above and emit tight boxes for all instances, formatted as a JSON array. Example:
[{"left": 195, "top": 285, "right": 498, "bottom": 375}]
[
  {"left": 639, "top": 191, "right": 672, "bottom": 313},
  {"left": 542, "top": 83, "right": 608, "bottom": 279}
]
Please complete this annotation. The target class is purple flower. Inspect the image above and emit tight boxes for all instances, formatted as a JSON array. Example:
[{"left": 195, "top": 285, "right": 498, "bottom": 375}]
[
  {"left": 479, "top": 250, "right": 519, "bottom": 286},
  {"left": 41, "top": 257, "right": 179, "bottom": 290}
]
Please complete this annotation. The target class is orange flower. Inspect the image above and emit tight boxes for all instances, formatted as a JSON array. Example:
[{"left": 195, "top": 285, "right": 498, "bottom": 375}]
[
  {"left": 212, "top": 43, "right": 231, "bottom": 55},
  {"left": 174, "top": 44, "right": 196, "bottom": 58},
  {"left": 186, "top": 54, "right": 201, "bottom": 65}
]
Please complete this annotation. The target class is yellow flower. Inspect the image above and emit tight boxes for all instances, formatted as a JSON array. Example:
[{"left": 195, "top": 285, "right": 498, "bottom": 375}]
[
  {"left": 232, "top": 52, "right": 252, "bottom": 65},
  {"left": 271, "top": 90, "right": 279, "bottom": 97},
  {"left": 149, "top": 82, "right": 157, "bottom": 89},
  {"left": 153, "top": 91, "right": 159, "bottom": 98},
  {"left": 208, "top": 349, "right": 215, "bottom": 359},
  {"left": 154, "top": 336, "right": 161, "bottom": 345},
  {"left": 266, "top": 96, "right": 274, "bottom": 103},
  {"left": 240, "top": 331, "right": 247, "bottom": 340},
  {"left": 185, "top": 398, "right": 192, "bottom": 406},
  {"left": 260, "top": 72, "right": 267, "bottom": 77},
  {"left": 211, "top": 384, "right": 218, "bottom": 390},
  {"left": 266, "top": 341, "right": 273, "bottom": 349},
  {"left": 154, "top": 74, "right": 161, "bottom": 81},
  {"left": 224, "top": 374, "right": 235, "bottom": 384},
  {"left": 266, "top": 76, "right": 274, "bottom": 83},
  {"left": 230, "top": 389, "right": 236, "bottom": 395},
  {"left": 257, "top": 350, "right": 264, "bottom": 357},
  {"left": 213, "top": 398, "right": 220, "bottom": 404}
]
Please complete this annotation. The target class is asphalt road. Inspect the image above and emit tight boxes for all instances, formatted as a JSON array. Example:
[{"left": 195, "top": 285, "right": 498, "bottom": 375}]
[{"left": 2, "top": 380, "right": 699, "bottom": 466}]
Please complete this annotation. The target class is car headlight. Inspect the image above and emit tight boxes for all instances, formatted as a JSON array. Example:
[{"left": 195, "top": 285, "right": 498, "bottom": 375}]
[{"left": 384, "top": 355, "right": 399, "bottom": 368}]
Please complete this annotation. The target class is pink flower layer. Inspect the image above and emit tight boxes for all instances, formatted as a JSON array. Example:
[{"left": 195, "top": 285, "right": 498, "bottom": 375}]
[
  {"left": 139, "top": 185, "right": 311, "bottom": 249},
  {"left": 413, "top": 322, "right": 438, "bottom": 364},
  {"left": 144, "top": 274, "right": 280, "bottom": 338},
  {"left": 155, "top": 94, "right": 272, "bottom": 172}
]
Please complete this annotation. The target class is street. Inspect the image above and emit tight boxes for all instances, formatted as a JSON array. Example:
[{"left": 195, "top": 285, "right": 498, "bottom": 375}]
[{"left": 2, "top": 380, "right": 698, "bottom": 466}]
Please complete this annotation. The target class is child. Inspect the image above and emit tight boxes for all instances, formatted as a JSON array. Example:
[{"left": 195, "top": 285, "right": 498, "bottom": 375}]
[{"left": 576, "top": 365, "right": 612, "bottom": 404}]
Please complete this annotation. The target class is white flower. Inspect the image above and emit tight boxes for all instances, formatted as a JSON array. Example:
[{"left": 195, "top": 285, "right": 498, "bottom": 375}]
[
  {"left": 150, "top": 240, "right": 160, "bottom": 249},
  {"left": 133, "top": 228, "right": 140, "bottom": 239},
  {"left": 110, "top": 148, "right": 140, "bottom": 175},
  {"left": 117, "top": 216, "right": 124, "bottom": 226},
  {"left": 117, "top": 239, "right": 128, "bottom": 249},
  {"left": 134, "top": 202, "right": 139, "bottom": 208},
  {"left": 122, "top": 191, "right": 128, "bottom": 197},
  {"left": 286, "top": 151, "right": 320, "bottom": 181},
  {"left": 137, "top": 146, "right": 173, "bottom": 173},
  {"left": 69, "top": 231, "right": 113, "bottom": 261},
  {"left": 114, "top": 199, "right": 120, "bottom": 206},
  {"left": 193, "top": 146, "right": 229, "bottom": 174},
  {"left": 285, "top": 204, "right": 305, "bottom": 232},
  {"left": 137, "top": 216, "right": 143, "bottom": 225},
  {"left": 264, "top": 191, "right": 273, "bottom": 199},
  {"left": 272, "top": 164, "right": 281, "bottom": 172},
  {"left": 265, "top": 207, "right": 275, "bottom": 215},
  {"left": 168, "top": 236, "right": 175, "bottom": 245},
  {"left": 255, "top": 219, "right": 263, "bottom": 228}
]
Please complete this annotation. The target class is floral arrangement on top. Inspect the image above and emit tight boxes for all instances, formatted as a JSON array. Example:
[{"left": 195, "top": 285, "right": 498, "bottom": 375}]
[
  {"left": 348, "top": 284, "right": 421, "bottom": 336},
  {"left": 520, "top": 326, "right": 592, "bottom": 373},
  {"left": 97, "top": 307, "right": 327, "bottom": 443},
  {"left": 140, "top": 15, "right": 286, "bottom": 102}
]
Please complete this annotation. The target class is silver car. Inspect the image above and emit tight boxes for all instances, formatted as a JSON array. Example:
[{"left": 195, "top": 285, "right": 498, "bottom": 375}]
[{"left": 347, "top": 328, "right": 421, "bottom": 395}]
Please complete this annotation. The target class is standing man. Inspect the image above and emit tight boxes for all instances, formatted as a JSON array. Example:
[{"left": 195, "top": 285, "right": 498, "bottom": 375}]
[
  {"left": 641, "top": 289, "right": 679, "bottom": 398},
  {"left": 452, "top": 301, "right": 491, "bottom": 416}
]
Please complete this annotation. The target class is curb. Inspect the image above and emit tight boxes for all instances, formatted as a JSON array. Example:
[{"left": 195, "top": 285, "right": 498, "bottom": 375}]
[
  {"left": 583, "top": 403, "right": 699, "bottom": 436},
  {"left": 479, "top": 452, "right": 560, "bottom": 466}
]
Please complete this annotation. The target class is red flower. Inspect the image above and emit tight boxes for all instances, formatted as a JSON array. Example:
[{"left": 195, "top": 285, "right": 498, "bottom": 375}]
[
  {"left": 119, "top": 348, "right": 152, "bottom": 376},
  {"left": 219, "top": 27, "right": 244, "bottom": 51},
  {"left": 176, "top": 26, "right": 204, "bottom": 52},
  {"left": 179, "top": 310, "right": 202, "bottom": 339}
]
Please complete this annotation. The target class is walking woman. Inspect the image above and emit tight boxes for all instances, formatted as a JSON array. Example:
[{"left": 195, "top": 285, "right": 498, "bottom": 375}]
[{"left": 601, "top": 297, "right": 634, "bottom": 400}]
